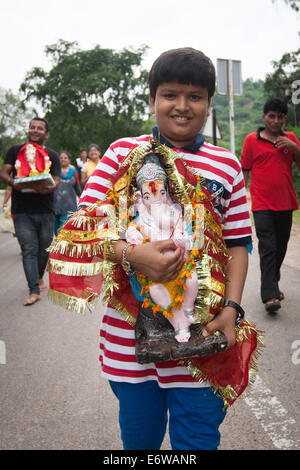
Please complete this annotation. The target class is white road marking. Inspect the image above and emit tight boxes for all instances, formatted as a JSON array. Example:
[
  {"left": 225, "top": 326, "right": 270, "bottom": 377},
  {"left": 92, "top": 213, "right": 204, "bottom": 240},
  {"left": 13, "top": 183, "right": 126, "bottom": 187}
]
[{"left": 245, "top": 375, "right": 298, "bottom": 449}]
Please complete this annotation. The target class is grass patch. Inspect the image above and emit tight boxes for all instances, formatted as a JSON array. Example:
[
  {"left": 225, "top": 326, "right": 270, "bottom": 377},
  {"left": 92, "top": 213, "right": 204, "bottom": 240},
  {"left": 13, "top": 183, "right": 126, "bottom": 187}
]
[{"left": 293, "top": 209, "right": 300, "bottom": 226}]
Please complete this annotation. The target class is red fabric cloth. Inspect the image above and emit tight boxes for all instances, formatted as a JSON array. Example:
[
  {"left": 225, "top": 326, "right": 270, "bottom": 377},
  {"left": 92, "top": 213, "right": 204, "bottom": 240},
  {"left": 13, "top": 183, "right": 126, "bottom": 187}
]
[{"left": 241, "top": 131, "right": 299, "bottom": 211}]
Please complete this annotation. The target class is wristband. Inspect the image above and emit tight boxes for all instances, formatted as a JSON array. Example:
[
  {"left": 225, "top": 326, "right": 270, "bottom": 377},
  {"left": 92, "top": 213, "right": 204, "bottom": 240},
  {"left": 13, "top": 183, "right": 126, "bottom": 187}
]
[
  {"left": 223, "top": 299, "right": 245, "bottom": 326},
  {"left": 121, "top": 244, "right": 135, "bottom": 276}
]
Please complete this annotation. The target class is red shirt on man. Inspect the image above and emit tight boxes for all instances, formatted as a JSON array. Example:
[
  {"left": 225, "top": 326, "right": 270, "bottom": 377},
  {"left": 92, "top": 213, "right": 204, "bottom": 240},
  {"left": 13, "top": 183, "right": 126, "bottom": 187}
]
[{"left": 241, "top": 128, "right": 299, "bottom": 211}]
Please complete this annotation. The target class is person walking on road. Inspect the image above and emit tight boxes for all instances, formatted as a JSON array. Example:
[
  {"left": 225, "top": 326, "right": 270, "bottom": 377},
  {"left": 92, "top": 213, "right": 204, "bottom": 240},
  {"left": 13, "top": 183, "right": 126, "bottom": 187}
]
[
  {"left": 80, "top": 144, "right": 101, "bottom": 188},
  {"left": 241, "top": 98, "right": 300, "bottom": 313},
  {"left": 53, "top": 151, "right": 82, "bottom": 235},
  {"left": 75, "top": 149, "right": 88, "bottom": 191},
  {"left": 0, "top": 117, "right": 61, "bottom": 306}
]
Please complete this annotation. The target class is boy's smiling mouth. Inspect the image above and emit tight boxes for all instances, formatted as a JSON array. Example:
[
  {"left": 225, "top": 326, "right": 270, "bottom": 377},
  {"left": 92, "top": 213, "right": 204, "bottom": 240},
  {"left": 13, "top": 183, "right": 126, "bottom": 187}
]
[{"left": 172, "top": 115, "right": 190, "bottom": 121}]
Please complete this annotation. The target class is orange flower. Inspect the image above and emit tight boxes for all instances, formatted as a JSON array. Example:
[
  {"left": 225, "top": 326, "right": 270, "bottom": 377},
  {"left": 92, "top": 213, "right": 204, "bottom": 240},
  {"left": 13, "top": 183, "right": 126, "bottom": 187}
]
[
  {"left": 175, "top": 295, "right": 184, "bottom": 304},
  {"left": 142, "top": 298, "right": 149, "bottom": 308},
  {"left": 140, "top": 284, "right": 149, "bottom": 295},
  {"left": 163, "top": 310, "right": 174, "bottom": 318},
  {"left": 152, "top": 304, "right": 161, "bottom": 315},
  {"left": 180, "top": 269, "right": 192, "bottom": 279}
]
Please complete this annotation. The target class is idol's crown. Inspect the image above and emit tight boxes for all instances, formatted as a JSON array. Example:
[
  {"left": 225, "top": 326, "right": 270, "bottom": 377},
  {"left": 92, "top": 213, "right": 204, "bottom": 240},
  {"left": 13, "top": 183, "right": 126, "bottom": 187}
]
[{"left": 136, "top": 154, "right": 167, "bottom": 188}]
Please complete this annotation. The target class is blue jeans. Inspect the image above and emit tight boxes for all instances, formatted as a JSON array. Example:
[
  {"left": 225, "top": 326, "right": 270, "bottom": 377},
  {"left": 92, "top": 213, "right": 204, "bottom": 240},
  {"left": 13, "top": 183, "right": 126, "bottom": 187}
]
[
  {"left": 109, "top": 380, "right": 226, "bottom": 450},
  {"left": 14, "top": 213, "right": 54, "bottom": 295}
]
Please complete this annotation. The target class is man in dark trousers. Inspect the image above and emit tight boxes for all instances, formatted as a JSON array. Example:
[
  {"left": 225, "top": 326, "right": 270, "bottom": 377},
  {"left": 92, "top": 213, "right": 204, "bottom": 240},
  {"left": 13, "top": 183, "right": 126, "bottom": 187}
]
[
  {"left": 241, "top": 98, "right": 300, "bottom": 312},
  {"left": 0, "top": 117, "right": 61, "bottom": 306}
]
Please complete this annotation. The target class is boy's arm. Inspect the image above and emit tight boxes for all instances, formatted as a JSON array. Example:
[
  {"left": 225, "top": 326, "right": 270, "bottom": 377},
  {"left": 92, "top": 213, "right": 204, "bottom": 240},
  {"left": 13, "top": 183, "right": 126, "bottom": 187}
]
[{"left": 202, "top": 245, "right": 248, "bottom": 348}]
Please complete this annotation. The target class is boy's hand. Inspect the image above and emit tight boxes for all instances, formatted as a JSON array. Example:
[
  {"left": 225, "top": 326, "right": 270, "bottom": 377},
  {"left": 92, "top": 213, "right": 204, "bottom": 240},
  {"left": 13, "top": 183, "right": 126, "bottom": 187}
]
[
  {"left": 202, "top": 307, "right": 236, "bottom": 348},
  {"left": 128, "top": 240, "right": 185, "bottom": 283}
]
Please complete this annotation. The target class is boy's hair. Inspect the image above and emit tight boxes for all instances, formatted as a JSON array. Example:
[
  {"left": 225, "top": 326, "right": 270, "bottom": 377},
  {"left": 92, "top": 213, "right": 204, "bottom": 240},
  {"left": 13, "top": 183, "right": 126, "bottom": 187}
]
[
  {"left": 263, "top": 98, "right": 288, "bottom": 115},
  {"left": 29, "top": 117, "right": 50, "bottom": 133},
  {"left": 149, "top": 47, "right": 216, "bottom": 99}
]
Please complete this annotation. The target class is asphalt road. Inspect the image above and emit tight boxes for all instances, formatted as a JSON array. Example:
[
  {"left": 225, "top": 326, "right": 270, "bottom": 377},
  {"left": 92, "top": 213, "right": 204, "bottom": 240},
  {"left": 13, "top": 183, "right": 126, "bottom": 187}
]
[{"left": 0, "top": 217, "right": 299, "bottom": 451}]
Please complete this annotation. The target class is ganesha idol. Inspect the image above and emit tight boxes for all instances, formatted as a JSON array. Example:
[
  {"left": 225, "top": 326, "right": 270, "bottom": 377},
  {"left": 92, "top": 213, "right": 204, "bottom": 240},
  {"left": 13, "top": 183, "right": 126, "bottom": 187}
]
[
  {"left": 14, "top": 142, "right": 54, "bottom": 189},
  {"left": 126, "top": 154, "right": 201, "bottom": 343}
]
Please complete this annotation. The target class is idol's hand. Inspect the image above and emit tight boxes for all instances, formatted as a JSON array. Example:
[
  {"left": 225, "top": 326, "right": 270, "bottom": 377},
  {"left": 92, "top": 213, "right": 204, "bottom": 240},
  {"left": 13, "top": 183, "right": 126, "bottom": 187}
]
[{"left": 129, "top": 240, "right": 185, "bottom": 283}]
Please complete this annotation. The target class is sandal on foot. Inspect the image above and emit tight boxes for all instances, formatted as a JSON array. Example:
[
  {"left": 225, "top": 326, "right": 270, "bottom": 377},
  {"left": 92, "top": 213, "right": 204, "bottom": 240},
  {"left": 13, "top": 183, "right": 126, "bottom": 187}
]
[
  {"left": 23, "top": 294, "right": 40, "bottom": 306},
  {"left": 279, "top": 291, "right": 285, "bottom": 301},
  {"left": 265, "top": 298, "right": 281, "bottom": 313}
]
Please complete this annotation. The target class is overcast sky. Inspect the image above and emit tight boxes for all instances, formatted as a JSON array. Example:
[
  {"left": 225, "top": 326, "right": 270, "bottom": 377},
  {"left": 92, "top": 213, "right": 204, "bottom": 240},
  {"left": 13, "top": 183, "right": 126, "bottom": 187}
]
[{"left": 0, "top": 0, "right": 299, "bottom": 94}]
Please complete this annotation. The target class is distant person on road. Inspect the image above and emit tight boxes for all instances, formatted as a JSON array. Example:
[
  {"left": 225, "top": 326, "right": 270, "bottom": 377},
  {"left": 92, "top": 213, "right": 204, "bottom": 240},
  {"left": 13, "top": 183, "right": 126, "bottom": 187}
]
[
  {"left": 80, "top": 144, "right": 101, "bottom": 188},
  {"left": 75, "top": 149, "right": 88, "bottom": 191},
  {"left": 241, "top": 97, "right": 300, "bottom": 313},
  {"left": 0, "top": 117, "right": 61, "bottom": 306},
  {"left": 53, "top": 151, "right": 82, "bottom": 235}
]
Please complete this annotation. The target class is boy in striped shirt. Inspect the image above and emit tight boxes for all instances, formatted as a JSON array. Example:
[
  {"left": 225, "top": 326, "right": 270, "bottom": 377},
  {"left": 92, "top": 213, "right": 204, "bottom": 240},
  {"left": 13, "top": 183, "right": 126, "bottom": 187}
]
[{"left": 49, "top": 48, "right": 258, "bottom": 450}]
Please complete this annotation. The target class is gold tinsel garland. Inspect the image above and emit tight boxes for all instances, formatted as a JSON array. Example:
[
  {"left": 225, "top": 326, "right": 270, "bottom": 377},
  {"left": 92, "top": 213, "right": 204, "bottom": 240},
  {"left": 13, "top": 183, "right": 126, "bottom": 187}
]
[{"left": 46, "top": 138, "right": 264, "bottom": 407}]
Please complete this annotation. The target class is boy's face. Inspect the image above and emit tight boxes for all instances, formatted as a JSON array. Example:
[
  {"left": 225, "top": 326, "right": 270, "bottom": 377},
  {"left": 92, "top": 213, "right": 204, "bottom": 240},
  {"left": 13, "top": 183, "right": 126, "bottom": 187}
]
[{"left": 149, "top": 82, "right": 211, "bottom": 148}]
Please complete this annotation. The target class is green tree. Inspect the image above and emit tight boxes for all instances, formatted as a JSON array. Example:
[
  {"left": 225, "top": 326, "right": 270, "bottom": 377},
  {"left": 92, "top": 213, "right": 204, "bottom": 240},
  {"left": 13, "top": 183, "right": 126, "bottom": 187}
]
[
  {"left": 264, "top": 48, "right": 300, "bottom": 127},
  {"left": 211, "top": 78, "right": 266, "bottom": 156},
  {"left": 20, "top": 40, "right": 150, "bottom": 158},
  {"left": 0, "top": 87, "right": 33, "bottom": 188},
  {"left": 0, "top": 87, "right": 34, "bottom": 187},
  {"left": 0, "top": 87, "right": 30, "bottom": 154}
]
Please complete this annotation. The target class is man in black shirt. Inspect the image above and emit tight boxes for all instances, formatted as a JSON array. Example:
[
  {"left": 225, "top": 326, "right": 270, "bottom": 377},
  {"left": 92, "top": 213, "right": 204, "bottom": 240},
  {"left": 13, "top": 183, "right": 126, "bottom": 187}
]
[{"left": 0, "top": 117, "right": 61, "bottom": 306}]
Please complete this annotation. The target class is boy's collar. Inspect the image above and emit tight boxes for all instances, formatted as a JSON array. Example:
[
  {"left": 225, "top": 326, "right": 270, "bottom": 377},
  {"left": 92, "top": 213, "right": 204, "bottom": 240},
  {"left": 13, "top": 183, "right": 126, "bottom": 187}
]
[{"left": 152, "top": 126, "right": 205, "bottom": 152}]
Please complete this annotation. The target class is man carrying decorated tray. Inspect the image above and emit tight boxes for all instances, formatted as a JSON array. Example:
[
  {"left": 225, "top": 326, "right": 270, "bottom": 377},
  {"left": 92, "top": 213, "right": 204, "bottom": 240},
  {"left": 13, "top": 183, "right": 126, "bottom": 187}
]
[{"left": 0, "top": 117, "right": 61, "bottom": 306}]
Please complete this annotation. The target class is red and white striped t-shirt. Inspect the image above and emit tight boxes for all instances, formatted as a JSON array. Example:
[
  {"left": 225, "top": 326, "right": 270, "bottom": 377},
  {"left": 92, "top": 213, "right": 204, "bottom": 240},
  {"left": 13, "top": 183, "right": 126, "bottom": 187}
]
[{"left": 79, "top": 134, "right": 252, "bottom": 387}]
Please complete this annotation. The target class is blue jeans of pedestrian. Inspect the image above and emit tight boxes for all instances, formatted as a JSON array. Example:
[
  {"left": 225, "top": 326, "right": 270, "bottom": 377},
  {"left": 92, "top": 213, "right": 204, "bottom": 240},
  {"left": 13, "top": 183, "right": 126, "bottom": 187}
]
[
  {"left": 109, "top": 380, "right": 226, "bottom": 450},
  {"left": 14, "top": 213, "right": 54, "bottom": 295}
]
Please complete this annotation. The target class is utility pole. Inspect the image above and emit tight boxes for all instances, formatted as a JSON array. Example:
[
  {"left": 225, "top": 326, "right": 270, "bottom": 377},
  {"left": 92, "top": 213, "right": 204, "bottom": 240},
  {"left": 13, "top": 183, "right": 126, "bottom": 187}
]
[
  {"left": 228, "top": 60, "right": 235, "bottom": 155},
  {"left": 217, "top": 58, "right": 243, "bottom": 155}
]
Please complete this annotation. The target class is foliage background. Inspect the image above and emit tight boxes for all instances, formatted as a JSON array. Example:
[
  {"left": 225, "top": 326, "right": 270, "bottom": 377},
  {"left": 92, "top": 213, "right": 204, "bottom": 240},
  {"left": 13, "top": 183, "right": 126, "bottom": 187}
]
[{"left": 0, "top": 40, "right": 299, "bottom": 197}]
